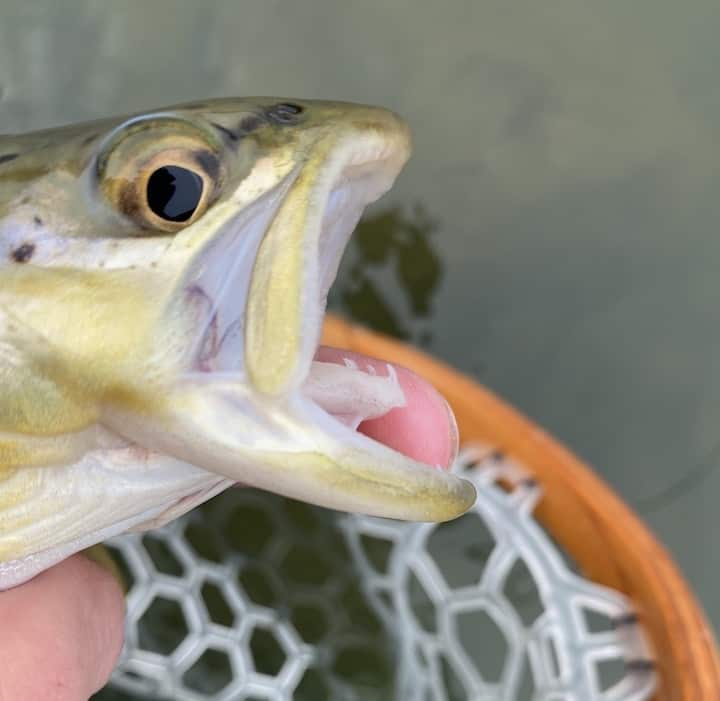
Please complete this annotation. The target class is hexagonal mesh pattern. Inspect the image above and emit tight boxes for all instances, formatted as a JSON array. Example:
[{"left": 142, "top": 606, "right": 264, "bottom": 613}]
[{"left": 100, "top": 446, "right": 656, "bottom": 700}]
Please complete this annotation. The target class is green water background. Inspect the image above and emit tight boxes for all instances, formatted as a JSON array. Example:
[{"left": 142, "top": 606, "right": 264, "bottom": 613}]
[{"left": 2, "top": 0, "right": 719, "bottom": 639}]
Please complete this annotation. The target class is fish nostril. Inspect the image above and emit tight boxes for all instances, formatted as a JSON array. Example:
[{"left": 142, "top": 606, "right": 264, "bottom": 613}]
[{"left": 266, "top": 103, "right": 304, "bottom": 125}]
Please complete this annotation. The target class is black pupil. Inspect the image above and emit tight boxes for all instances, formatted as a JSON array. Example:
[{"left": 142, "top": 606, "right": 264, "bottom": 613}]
[{"left": 146, "top": 165, "right": 203, "bottom": 222}]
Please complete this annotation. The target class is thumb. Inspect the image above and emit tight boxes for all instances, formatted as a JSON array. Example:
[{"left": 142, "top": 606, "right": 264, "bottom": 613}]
[{"left": 0, "top": 553, "right": 125, "bottom": 700}]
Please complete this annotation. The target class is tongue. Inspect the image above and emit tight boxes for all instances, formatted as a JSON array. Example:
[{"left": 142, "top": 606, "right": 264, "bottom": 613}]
[{"left": 314, "top": 346, "right": 458, "bottom": 470}]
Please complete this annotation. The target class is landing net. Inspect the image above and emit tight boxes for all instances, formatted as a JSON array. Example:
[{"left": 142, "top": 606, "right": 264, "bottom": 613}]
[{"left": 103, "top": 447, "right": 656, "bottom": 701}]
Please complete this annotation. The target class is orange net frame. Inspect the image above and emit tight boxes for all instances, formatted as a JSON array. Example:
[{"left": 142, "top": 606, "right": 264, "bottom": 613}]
[{"left": 322, "top": 315, "right": 720, "bottom": 700}]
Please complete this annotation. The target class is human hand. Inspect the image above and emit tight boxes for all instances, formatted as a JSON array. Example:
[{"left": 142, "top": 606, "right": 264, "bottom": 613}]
[{"left": 0, "top": 554, "right": 125, "bottom": 700}]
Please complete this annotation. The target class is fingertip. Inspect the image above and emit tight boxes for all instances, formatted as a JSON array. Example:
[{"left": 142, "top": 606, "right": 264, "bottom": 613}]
[
  {"left": 73, "top": 553, "right": 127, "bottom": 692},
  {"left": 0, "top": 553, "right": 126, "bottom": 699}
]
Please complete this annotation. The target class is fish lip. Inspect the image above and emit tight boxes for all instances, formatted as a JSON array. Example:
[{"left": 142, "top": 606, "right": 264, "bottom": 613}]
[{"left": 239, "top": 138, "right": 413, "bottom": 396}]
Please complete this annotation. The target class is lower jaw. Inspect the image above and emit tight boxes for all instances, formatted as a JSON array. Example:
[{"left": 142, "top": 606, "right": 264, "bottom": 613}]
[{"left": 313, "top": 346, "right": 458, "bottom": 470}]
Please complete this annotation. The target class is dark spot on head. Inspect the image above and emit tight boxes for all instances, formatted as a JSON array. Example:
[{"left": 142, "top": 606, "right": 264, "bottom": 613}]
[
  {"left": 11, "top": 243, "right": 35, "bottom": 263},
  {"left": 266, "top": 102, "right": 304, "bottom": 125},
  {"left": 210, "top": 121, "right": 240, "bottom": 144},
  {"left": 0, "top": 153, "right": 19, "bottom": 166},
  {"left": 117, "top": 181, "right": 141, "bottom": 219},
  {"left": 193, "top": 150, "right": 220, "bottom": 182},
  {"left": 81, "top": 132, "right": 100, "bottom": 146},
  {"left": 238, "top": 113, "right": 265, "bottom": 133},
  {"left": 33, "top": 215, "right": 43, "bottom": 226}
]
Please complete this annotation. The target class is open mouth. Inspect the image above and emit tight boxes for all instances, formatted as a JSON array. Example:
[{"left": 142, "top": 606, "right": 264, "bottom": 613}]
[
  {"left": 187, "top": 150, "right": 458, "bottom": 470},
  {"left": 166, "top": 129, "right": 476, "bottom": 521}
]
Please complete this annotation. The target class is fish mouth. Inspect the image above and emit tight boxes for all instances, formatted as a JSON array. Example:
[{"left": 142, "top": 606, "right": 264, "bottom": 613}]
[{"left": 175, "top": 126, "right": 476, "bottom": 521}]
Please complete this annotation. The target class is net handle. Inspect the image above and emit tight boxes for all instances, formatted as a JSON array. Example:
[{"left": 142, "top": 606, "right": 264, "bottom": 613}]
[{"left": 322, "top": 314, "right": 720, "bottom": 701}]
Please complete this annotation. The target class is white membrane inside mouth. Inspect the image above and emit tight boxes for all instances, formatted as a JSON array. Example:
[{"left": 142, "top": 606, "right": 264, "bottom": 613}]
[
  {"left": 302, "top": 360, "right": 406, "bottom": 430},
  {"left": 187, "top": 180, "right": 294, "bottom": 374},
  {"left": 190, "top": 140, "right": 404, "bottom": 381},
  {"left": 317, "top": 180, "right": 368, "bottom": 305}
]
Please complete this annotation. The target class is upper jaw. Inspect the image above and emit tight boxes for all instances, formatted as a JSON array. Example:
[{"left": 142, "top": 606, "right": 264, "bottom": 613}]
[{"left": 243, "top": 129, "right": 413, "bottom": 397}]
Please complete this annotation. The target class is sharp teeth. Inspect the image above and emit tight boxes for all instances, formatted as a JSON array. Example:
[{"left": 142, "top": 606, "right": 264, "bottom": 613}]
[
  {"left": 302, "top": 360, "right": 406, "bottom": 428},
  {"left": 385, "top": 362, "right": 399, "bottom": 387}
]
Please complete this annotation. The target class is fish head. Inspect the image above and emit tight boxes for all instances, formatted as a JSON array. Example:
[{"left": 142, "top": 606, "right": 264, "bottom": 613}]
[{"left": 0, "top": 98, "right": 475, "bottom": 584}]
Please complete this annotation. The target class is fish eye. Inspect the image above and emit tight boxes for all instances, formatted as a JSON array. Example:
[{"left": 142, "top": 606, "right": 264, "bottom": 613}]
[
  {"left": 97, "top": 118, "right": 224, "bottom": 233},
  {"left": 146, "top": 165, "right": 204, "bottom": 222}
]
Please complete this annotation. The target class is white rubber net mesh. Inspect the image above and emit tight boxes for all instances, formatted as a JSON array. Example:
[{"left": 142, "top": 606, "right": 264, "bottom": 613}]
[{"left": 98, "top": 446, "right": 657, "bottom": 701}]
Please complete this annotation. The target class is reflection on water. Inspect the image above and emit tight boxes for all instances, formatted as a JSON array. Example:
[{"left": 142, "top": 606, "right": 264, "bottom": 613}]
[{"left": 330, "top": 205, "right": 442, "bottom": 344}]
